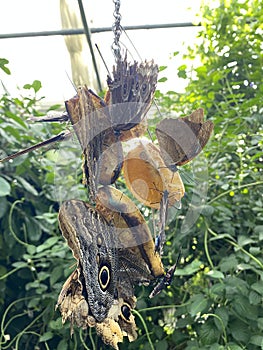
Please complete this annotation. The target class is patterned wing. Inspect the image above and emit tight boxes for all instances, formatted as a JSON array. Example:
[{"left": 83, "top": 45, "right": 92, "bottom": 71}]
[
  {"left": 95, "top": 185, "right": 165, "bottom": 299},
  {"left": 65, "top": 86, "right": 123, "bottom": 201},
  {"left": 57, "top": 199, "right": 139, "bottom": 348},
  {"left": 56, "top": 267, "right": 137, "bottom": 350},
  {"left": 107, "top": 56, "right": 158, "bottom": 131},
  {"left": 58, "top": 199, "right": 118, "bottom": 322}
]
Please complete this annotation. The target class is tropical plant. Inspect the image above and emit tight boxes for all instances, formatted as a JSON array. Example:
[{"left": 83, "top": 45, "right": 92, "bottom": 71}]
[{"left": 0, "top": 0, "right": 263, "bottom": 349}]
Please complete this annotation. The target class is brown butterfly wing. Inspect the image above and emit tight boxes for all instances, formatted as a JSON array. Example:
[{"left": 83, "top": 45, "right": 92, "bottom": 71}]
[
  {"left": 177, "top": 119, "right": 214, "bottom": 165},
  {"left": 156, "top": 118, "right": 200, "bottom": 169},
  {"left": 107, "top": 57, "right": 158, "bottom": 131},
  {"left": 197, "top": 120, "right": 214, "bottom": 149},
  {"left": 187, "top": 107, "right": 204, "bottom": 123},
  {"left": 156, "top": 111, "right": 214, "bottom": 168},
  {"left": 66, "top": 87, "right": 123, "bottom": 201}
]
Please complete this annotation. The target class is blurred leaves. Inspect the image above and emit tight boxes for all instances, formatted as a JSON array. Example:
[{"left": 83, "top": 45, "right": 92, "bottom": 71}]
[{"left": 0, "top": 58, "right": 11, "bottom": 75}]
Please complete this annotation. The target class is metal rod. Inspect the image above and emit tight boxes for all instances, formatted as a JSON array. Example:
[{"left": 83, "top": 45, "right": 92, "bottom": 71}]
[
  {"left": 77, "top": 0, "right": 102, "bottom": 92},
  {"left": 0, "top": 22, "right": 200, "bottom": 40}
]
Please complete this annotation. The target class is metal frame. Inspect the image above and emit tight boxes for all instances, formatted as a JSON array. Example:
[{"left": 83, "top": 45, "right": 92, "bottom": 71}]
[{"left": 0, "top": 22, "right": 200, "bottom": 40}]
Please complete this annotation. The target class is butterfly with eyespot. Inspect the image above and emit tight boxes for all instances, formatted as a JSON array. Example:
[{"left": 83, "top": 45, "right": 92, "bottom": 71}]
[
  {"left": 57, "top": 195, "right": 165, "bottom": 348},
  {"left": 57, "top": 267, "right": 137, "bottom": 349},
  {"left": 95, "top": 185, "right": 165, "bottom": 282},
  {"left": 156, "top": 108, "right": 214, "bottom": 172},
  {"left": 96, "top": 187, "right": 183, "bottom": 300}
]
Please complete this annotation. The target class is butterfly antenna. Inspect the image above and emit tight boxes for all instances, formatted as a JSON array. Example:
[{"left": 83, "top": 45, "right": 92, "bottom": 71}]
[
  {"left": 65, "top": 71, "right": 77, "bottom": 92},
  {"left": 95, "top": 43, "right": 111, "bottom": 77},
  {"left": 121, "top": 25, "right": 142, "bottom": 61}
]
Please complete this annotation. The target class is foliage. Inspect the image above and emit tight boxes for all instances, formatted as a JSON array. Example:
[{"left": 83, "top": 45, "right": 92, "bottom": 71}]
[
  {"left": 154, "top": 0, "right": 263, "bottom": 349},
  {"left": 0, "top": 0, "right": 263, "bottom": 349}
]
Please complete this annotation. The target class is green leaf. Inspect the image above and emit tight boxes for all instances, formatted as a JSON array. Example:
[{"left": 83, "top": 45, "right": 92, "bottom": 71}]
[
  {"left": 251, "top": 281, "right": 263, "bottom": 295},
  {"left": 57, "top": 339, "right": 68, "bottom": 350},
  {"left": 17, "top": 176, "right": 38, "bottom": 196},
  {"left": 26, "top": 244, "right": 36, "bottom": 255},
  {"left": 156, "top": 339, "right": 168, "bottom": 350},
  {"left": 201, "top": 204, "right": 215, "bottom": 216},
  {"left": 32, "top": 80, "right": 42, "bottom": 93},
  {"left": 199, "top": 321, "right": 220, "bottom": 345},
  {"left": 233, "top": 295, "right": 258, "bottom": 320},
  {"left": 219, "top": 256, "right": 238, "bottom": 273},
  {"left": 39, "top": 331, "right": 53, "bottom": 342},
  {"left": 255, "top": 225, "right": 263, "bottom": 236},
  {"left": 257, "top": 318, "right": 263, "bottom": 330},
  {"left": 23, "top": 80, "right": 42, "bottom": 93},
  {"left": 0, "top": 177, "right": 11, "bottom": 197},
  {"left": 188, "top": 294, "right": 208, "bottom": 316},
  {"left": 175, "top": 260, "right": 201, "bottom": 276},
  {"left": 38, "top": 271, "right": 50, "bottom": 281},
  {"left": 249, "top": 335, "right": 263, "bottom": 347},
  {"left": 214, "top": 307, "right": 229, "bottom": 330},
  {"left": 50, "top": 265, "right": 64, "bottom": 285},
  {"left": 249, "top": 290, "right": 261, "bottom": 305},
  {"left": 12, "top": 261, "right": 28, "bottom": 268},
  {"left": 0, "top": 58, "right": 11, "bottom": 75},
  {"left": 36, "top": 236, "right": 60, "bottom": 253},
  {"left": 229, "top": 319, "right": 250, "bottom": 343},
  {"left": 0, "top": 197, "right": 8, "bottom": 218},
  {"left": 158, "top": 77, "right": 168, "bottom": 83},
  {"left": 205, "top": 270, "right": 224, "bottom": 279},
  {"left": 159, "top": 65, "right": 167, "bottom": 72},
  {"left": 237, "top": 235, "right": 255, "bottom": 247}
]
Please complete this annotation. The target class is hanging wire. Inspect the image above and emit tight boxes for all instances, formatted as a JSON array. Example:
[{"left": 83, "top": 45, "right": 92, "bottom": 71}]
[
  {"left": 111, "top": 0, "right": 122, "bottom": 61},
  {"left": 77, "top": 0, "right": 102, "bottom": 91}
]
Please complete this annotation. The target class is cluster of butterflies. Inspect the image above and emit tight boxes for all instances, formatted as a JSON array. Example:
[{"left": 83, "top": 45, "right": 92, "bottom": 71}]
[{"left": 1, "top": 55, "right": 214, "bottom": 349}]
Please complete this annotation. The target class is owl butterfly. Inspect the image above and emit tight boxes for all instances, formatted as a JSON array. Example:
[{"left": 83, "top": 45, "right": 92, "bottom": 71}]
[
  {"left": 106, "top": 55, "right": 158, "bottom": 132},
  {"left": 96, "top": 187, "right": 180, "bottom": 301},
  {"left": 57, "top": 267, "right": 137, "bottom": 349},
  {"left": 64, "top": 56, "right": 158, "bottom": 201},
  {"left": 0, "top": 56, "right": 157, "bottom": 190},
  {"left": 95, "top": 186, "right": 165, "bottom": 282},
  {"left": 57, "top": 195, "right": 164, "bottom": 349},
  {"left": 64, "top": 86, "right": 122, "bottom": 202},
  {"left": 156, "top": 108, "right": 214, "bottom": 172}
]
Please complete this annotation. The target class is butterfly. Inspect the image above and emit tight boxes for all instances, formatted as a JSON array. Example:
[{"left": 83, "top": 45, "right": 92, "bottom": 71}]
[
  {"left": 57, "top": 267, "right": 137, "bottom": 349},
  {"left": 106, "top": 55, "right": 158, "bottom": 132},
  {"left": 57, "top": 191, "right": 166, "bottom": 349},
  {"left": 95, "top": 185, "right": 165, "bottom": 280},
  {"left": 64, "top": 55, "right": 158, "bottom": 201},
  {"left": 156, "top": 108, "right": 214, "bottom": 172},
  {"left": 64, "top": 86, "right": 123, "bottom": 202}
]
